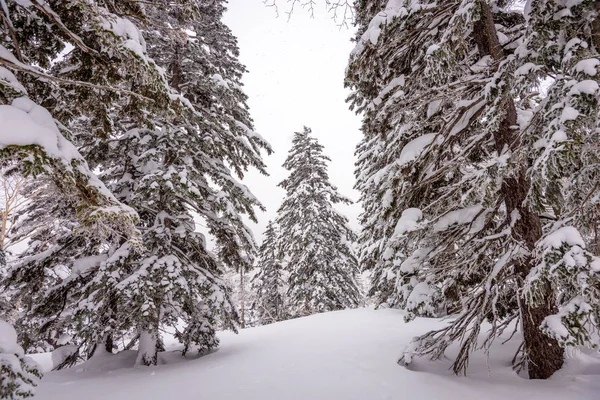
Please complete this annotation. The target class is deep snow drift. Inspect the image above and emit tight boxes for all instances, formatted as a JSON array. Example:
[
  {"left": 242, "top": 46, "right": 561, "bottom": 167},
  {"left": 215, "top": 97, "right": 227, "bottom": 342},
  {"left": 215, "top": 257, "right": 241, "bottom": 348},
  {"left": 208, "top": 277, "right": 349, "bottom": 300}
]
[{"left": 31, "top": 308, "right": 600, "bottom": 400}]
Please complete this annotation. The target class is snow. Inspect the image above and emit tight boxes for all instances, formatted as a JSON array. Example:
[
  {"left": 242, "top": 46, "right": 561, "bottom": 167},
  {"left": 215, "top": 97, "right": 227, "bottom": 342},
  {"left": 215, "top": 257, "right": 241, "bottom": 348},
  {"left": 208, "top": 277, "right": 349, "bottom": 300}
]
[
  {"left": 101, "top": 16, "right": 148, "bottom": 61},
  {"left": 575, "top": 59, "right": 600, "bottom": 76},
  {"left": 211, "top": 74, "right": 230, "bottom": 89},
  {"left": 0, "top": 97, "right": 80, "bottom": 162},
  {"left": 71, "top": 254, "right": 108, "bottom": 276},
  {"left": 433, "top": 205, "right": 484, "bottom": 232},
  {"left": 560, "top": 106, "right": 580, "bottom": 123},
  {"left": 51, "top": 346, "right": 78, "bottom": 369},
  {"left": 0, "top": 66, "right": 27, "bottom": 94},
  {"left": 426, "top": 44, "right": 440, "bottom": 55},
  {"left": 31, "top": 309, "right": 600, "bottom": 400},
  {"left": 393, "top": 208, "right": 422, "bottom": 237},
  {"left": 0, "top": 319, "right": 19, "bottom": 351},
  {"left": 427, "top": 99, "right": 443, "bottom": 118},
  {"left": 351, "top": 0, "right": 409, "bottom": 55},
  {"left": 450, "top": 98, "right": 486, "bottom": 136},
  {"left": 398, "top": 134, "right": 436, "bottom": 166},
  {"left": 470, "top": 56, "right": 493, "bottom": 73},
  {"left": 540, "top": 226, "right": 586, "bottom": 250},
  {"left": 568, "top": 80, "right": 599, "bottom": 96}
]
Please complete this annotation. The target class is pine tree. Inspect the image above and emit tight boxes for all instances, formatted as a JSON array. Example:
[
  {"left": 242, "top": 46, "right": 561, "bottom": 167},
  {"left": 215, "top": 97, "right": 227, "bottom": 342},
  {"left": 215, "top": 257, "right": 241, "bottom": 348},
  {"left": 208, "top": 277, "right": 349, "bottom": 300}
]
[
  {"left": 277, "top": 127, "right": 360, "bottom": 317},
  {"left": 251, "top": 221, "right": 287, "bottom": 325},
  {"left": 347, "top": 0, "right": 600, "bottom": 379},
  {"left": 2, "top": 0, "right": 271, "bottom": 366},
  {"left": 0, "top": 0, "right": 166, "bottom": 233},
  {"left": 514, "top": 0, "right": 600, "bottom": 359}
]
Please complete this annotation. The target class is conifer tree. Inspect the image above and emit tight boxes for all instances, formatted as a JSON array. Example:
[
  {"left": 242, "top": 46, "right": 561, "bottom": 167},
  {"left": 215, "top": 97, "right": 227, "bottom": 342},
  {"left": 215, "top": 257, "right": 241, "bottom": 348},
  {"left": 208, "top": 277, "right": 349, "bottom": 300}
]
[
  {"left": 277, "top": 127, "right": 360, "bottom": 317},
  {"left": 348, "top": 0, "right": 600, "bottom": 379},
  {"left": 3, "top": 0, "right": 271, "bottom": 366},
  {"left": 251, "top": 221, "right": 287, "bottom": 325},
  {"left": 0, "top": 0, "right": 166, "bottom": 234}
]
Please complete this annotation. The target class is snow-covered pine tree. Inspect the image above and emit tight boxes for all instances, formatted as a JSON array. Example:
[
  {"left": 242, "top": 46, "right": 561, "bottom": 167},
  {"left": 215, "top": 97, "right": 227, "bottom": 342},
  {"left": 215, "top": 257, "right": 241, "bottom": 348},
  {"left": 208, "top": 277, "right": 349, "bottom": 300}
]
[
  {"left": 277, "top": 127, "right": 360, "bottom": 317},
  {"left": 346, "top": 0, "right": 600, "bottom": 379},
  {"left": 0, "top": 0, "right": 177, "bottom": 362},
  {"left": 40, "top": 0, "right": 271, "bottom": 365},
  {"left": 0, "top": 320, "right": 41, "bottom": 399},
  {"left": 3, "top": 0, "right": 270, "bottom": 366},
  {"left": 251, "top": 220, "right": 287, "bottom": 325},
  {"left": 0, "top": 0, "right": 165, "bottom": 234},
  {"left": 514, "top": 0, "right": 600, "bottom": 358}
]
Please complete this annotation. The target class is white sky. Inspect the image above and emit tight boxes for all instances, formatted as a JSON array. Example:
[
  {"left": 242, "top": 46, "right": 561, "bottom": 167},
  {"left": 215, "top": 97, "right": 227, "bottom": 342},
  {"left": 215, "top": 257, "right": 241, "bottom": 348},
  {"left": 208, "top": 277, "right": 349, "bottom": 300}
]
[{"left": 224, "top": 0, "right": 363, "bottom": 243}]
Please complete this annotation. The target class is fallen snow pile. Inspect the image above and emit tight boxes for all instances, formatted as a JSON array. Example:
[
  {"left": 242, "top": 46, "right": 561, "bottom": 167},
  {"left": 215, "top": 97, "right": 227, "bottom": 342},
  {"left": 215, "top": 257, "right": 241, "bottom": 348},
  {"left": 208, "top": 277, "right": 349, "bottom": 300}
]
[{"left": 31, "top": 308, "right": 600, "bottom": 400}]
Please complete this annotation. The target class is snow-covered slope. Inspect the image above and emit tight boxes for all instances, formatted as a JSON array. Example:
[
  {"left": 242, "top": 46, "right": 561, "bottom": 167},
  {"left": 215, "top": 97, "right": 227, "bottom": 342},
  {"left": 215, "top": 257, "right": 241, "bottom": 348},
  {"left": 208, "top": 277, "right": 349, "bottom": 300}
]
[{"left": 33, "top": 308, "right": 600, "bottom": 399}]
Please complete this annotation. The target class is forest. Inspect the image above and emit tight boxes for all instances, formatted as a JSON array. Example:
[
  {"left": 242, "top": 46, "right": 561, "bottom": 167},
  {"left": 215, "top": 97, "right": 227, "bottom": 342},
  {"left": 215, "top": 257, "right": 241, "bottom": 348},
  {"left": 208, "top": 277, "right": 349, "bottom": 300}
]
[{"left": 1, "top": 0, "right": 600, "bottom": 399}]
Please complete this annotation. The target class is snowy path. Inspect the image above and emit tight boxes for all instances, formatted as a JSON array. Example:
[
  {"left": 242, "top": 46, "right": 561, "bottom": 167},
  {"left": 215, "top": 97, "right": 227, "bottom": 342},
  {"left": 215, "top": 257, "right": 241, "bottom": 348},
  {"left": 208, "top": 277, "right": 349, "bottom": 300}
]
[{"left": 34, "top": 308, "right": 600, "bottom": 400}]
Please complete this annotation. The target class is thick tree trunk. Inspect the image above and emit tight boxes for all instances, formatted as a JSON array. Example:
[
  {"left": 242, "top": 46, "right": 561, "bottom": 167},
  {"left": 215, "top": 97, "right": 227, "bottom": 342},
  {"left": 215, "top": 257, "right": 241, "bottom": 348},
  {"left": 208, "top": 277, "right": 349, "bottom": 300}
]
[{"left": 474, "top": 1, "right": 563, "bottom": 379}]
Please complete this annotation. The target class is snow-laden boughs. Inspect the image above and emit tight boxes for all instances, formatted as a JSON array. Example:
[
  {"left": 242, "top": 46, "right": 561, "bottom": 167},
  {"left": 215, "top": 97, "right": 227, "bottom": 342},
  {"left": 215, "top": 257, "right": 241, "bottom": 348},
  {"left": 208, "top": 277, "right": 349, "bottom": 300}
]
[
  {"left": 277, "top": 127, "right": 361, "bottom": 317},
  {"left": 251, "top": 221, "right": 287, "bottom": 325},
  {"left": 0, "top": 320, "right": 41, "bottom": 399},
  {"left": 0, "top": 0, "right": 169, "bottom": 237},
  {"left": 525, "top": 226, "right": 600, "bottom": 348},
  {"left": 513, "top": 0, "right": 600, "bottom": 353},
  {"left": 347, "top": 0, "right": 526, "bottom": 319},
  {"left": 2, "top": 0, "right": 271, "bottom": 366},
  {"left": 347, "top": 0, "right": 598, "bottom": 379}
]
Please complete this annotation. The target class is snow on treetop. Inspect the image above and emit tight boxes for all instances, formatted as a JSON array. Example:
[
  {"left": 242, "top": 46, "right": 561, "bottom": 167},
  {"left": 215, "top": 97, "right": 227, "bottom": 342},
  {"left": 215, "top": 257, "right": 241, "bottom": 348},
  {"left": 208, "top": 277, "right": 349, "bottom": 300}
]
[{"left": 351, "top": 0, "right": 411, "bottom": 55}]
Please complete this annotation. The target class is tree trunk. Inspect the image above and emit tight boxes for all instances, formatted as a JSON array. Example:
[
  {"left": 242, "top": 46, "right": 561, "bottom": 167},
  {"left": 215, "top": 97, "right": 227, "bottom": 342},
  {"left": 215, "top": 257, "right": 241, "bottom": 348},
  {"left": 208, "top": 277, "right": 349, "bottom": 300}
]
[
  {"left": 240, "top": 269, "right": 246, "bottom": 328},
  {"left": 474, "top": 0, "right": 563, "bottom": 379},
  {"left": 135, "top": 329, "right": 158, "bottom": 366}
]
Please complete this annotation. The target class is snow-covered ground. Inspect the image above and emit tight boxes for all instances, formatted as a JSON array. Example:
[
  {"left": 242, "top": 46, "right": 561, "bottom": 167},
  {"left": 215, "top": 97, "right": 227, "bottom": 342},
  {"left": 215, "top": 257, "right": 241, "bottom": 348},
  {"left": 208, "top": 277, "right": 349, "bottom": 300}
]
[{"left": 32, "top": 308, "right": 600, "bottom": 399}]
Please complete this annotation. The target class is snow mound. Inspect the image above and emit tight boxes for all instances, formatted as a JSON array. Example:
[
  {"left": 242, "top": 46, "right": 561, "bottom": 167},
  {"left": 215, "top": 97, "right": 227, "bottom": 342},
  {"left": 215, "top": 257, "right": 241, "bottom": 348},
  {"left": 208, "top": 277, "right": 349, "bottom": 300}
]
[{"left": 33, "top": 309, "right": 600, "bottom": 400}]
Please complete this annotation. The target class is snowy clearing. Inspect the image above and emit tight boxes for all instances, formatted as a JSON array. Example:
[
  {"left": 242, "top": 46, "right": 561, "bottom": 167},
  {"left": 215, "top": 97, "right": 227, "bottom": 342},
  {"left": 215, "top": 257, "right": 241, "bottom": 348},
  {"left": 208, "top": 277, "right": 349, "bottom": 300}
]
[{"left": 31, "top": 308, "right": 600, "bottom": 400}]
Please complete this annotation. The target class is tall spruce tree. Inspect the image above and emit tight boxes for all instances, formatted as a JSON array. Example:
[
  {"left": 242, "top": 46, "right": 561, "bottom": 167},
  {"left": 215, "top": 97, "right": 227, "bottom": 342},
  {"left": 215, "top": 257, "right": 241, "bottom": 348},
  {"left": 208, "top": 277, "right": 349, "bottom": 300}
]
[
  {"left": 347, "top": 0, "right": 600, "bottom": 379},
  {"left": 1, "top": 0, "right": 172, "bottom": 362},
  {"left": 251, "top": 221, "right": 287, "bottom": 325},
  {"left": 3, "top": 0, "right": 271, "bottom": 366},
  {"left": 277, "top": 127, "right": 360, "bottom": 317}
]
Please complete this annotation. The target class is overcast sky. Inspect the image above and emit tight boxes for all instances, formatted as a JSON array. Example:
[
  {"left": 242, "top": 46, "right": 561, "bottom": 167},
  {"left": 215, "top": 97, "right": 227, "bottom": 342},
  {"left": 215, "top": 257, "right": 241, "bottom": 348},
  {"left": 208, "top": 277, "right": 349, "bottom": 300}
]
[{"left": 224, "top": 0, "right": 363, "bottom": 242}]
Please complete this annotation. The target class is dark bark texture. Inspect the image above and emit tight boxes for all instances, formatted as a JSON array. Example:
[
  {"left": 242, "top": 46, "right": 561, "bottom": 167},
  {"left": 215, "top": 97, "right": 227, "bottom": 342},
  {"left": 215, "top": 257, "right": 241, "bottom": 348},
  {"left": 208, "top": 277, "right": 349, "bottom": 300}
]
[{"left": 475, "top": 0, "right": 564, "bottom": 379}]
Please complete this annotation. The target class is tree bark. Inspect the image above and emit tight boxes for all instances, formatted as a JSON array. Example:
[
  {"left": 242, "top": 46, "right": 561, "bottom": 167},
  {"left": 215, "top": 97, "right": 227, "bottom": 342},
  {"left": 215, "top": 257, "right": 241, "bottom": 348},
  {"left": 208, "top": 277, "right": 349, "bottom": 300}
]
[
  {"left": 240, "top": 269, "right": 246, "bottom": 328},
  {"left": 474, "top": 0, "right": 563, "bottom": 379}
]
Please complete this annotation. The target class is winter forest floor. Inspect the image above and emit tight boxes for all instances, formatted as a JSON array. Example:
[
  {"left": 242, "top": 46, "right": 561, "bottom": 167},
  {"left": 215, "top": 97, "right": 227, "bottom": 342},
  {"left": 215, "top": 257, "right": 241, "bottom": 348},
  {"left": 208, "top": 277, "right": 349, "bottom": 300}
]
[{"left": 30, "top": 308, "right": 600, "bottom": 400}]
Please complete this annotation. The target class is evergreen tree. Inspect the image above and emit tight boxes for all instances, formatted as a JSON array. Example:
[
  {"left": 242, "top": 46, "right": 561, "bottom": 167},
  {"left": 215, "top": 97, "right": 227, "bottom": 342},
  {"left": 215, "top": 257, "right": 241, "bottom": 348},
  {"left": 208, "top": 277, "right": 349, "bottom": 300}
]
[
  {"left": 277, "top": 127, "right": 360, "bottom": 317},
  {"left": 3, "top": 0, "right": 271, "bottom": 366},
  {"left": 347, "top": 0, "right": 600, "bottom": 379},
  {"left": 251, "top": 221, "right": 287, "bottom": 325},
  {"left": 0, "top": 0, "right": 166, "bottom": 233},
  {"left": 514, "top": 0, "right": 600, "bottom": 357}
]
